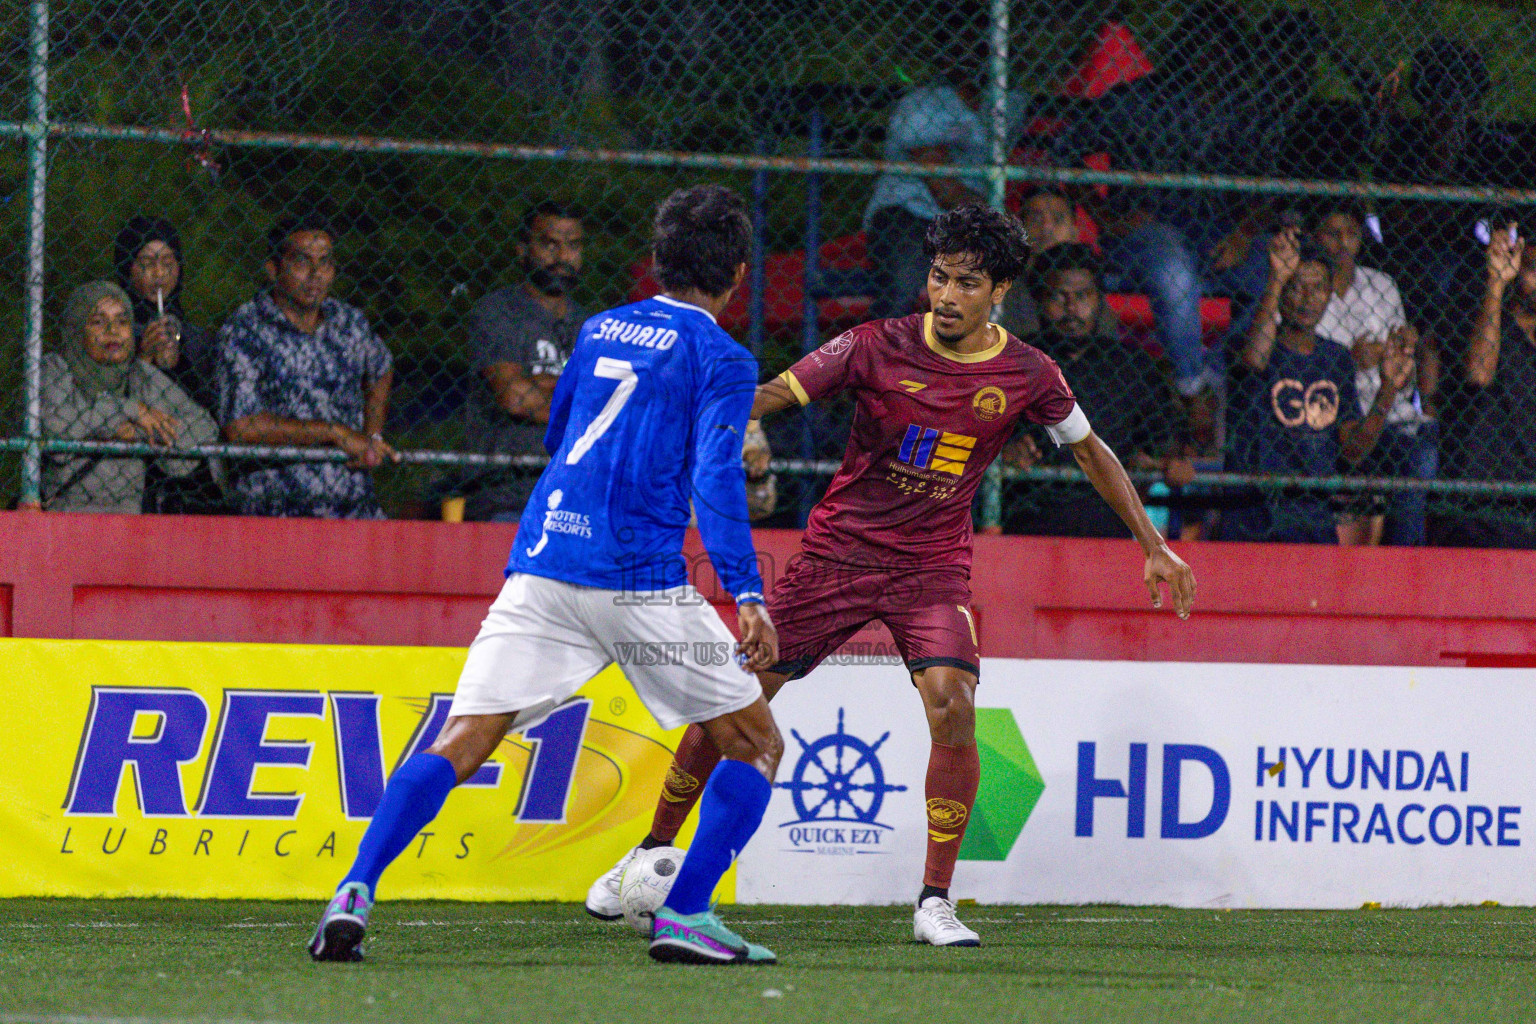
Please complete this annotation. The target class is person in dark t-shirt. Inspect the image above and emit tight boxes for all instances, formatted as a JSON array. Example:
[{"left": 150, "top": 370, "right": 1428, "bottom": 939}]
[
  {"left": 999, "top": 188, "right": 1122, "bottom": 342},
  {"left": 1004, "top": 244, "right": 1192, "bottom": 538},
  {"left": 1446, "top": 221, "right": 1536, "bottom": 547},
  {"left": 462, "top": 201, "right": 589, "bottom": 520},
  {"left": 1230, "top": 232, "right": 1412, "bottom": 542}
]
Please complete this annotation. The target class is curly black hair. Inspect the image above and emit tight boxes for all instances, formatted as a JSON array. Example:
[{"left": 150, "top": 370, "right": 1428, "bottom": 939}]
[
  {"left": 922, "top": 204, "right": 1031, "bottom": 286},
  {"left": 652, "top": 184, "right": 751, "bottom": 297}
]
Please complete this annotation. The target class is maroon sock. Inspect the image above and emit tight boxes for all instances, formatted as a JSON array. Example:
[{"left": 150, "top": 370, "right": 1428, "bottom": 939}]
[
  {"left": 923, "top": 741, "right": 981, "bottom": 890},
  {"left": 646, "top": 725, "right": 723, "bottom": 844}
]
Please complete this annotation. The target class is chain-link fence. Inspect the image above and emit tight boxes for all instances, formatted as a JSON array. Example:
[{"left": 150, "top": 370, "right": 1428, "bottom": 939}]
[{"left": 4, "top": 0, "right": 1536, "bottom": 545}]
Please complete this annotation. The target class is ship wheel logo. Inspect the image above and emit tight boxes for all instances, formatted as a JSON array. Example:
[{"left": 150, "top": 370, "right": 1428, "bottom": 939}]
[{"left": 776, "top": 708, "right": 908, "bottom": 826}]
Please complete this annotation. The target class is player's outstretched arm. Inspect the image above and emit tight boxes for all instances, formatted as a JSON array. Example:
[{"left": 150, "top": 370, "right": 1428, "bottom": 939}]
[
  {"left": 751, "top": 376, "right": 800, "bottom": 419},
  {"left": 1067, "top": 431, "right": 1196, "bottom": 620}
]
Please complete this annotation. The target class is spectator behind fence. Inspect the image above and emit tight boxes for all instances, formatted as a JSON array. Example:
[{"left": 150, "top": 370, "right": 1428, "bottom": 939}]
[
  {"left": 461, "top": 201, "right": 587, "bottom": 521},
  {"left": 217, "top": 217, "right": 397, "bottom": 519},
  {"left": 999, "top": 187, "right": 1123, "bottom": 341},
  {"left": 1446, "top": 222, "right": 1536, "bottom": 548},
  {"left": 863, "top": 34, "right": 1025, "bottom": 320},
  {"left": 114, "top": 216, "right": 218, "bottom": 412},
  {"left": 115, "top": 214, "right": 226, "bottom": 514},
  {"left": 1312, "top": 200, "right": 1438, "bottom": 546},
  {"left": 1002, "top": 244, "right": 1191, "bottom": 538},
  {"left": 1376, "top": 37, "right": 1514, "bottom": 352},
  {"left": 1052, "top": 3, "right": 1305, "bottom": 401},
  {"left": 42, "top": 281, "right": 217, "bottom": 513},
  {"left": 1229, "top": 234, "right": 1411, "bottom": 543}
]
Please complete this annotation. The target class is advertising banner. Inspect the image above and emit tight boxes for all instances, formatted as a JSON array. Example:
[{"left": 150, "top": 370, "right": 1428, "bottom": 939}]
[
  {"left": 6, "top": 640, "right": 1531, "bottom": 907},
  {"left": 737, "top": 660, "right": 1536, "bottom": 908},
  {"left": 0, "top": 639, "right": 704, "bottom": 900}
]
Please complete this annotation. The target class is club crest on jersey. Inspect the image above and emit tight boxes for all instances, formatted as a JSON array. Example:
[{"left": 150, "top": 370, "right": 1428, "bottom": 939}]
[
  {"left": 897, "top": 425, "right": 976, "bottom": 476},
  {"left": 972, "top": 386, "right": 1006, "bottom": 421}
]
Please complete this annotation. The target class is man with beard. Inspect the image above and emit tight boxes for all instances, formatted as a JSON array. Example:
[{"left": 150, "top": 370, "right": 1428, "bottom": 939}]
[
  {"left": 1002, "top": 244, "right": 1191, "bottom": 537},
  {"left": 463, "top": 201, "right": 589, "bottom": 520},
  {"left": 999, "top": 189, "right": 1122, "bottom": 343},
  {"left": 1228, "top": 230, "right": 1411, "bottom": 543}
]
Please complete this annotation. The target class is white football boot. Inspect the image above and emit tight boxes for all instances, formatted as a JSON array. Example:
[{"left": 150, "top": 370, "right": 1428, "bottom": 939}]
[
  {"left": 913, "top": 896, "right": 981, "bottom": 947},
  {"left": 585, "top": 846, "right": 640, "bottom": 920}
]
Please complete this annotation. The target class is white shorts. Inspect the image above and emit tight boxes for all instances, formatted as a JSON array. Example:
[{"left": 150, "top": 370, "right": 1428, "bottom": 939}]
[{"left": 449, "top": 572, "right": 762, "bottom": 731}]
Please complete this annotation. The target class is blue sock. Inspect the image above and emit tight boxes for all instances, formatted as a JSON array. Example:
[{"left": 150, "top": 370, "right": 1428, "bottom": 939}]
[
  {"left": 341, "top": 753, "right": 458, "bottom": 896},
  {"left": 664, "top": 759, "right": 771, "bottom": 915}
]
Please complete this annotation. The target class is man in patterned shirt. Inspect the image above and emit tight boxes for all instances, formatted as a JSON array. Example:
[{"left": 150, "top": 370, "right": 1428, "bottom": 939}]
[
  {"left": 218, "top": 217, "right": 397, "bottom": 518},
  {"left": 589, "top": 205, "right": 1196, "bottom": 946}
]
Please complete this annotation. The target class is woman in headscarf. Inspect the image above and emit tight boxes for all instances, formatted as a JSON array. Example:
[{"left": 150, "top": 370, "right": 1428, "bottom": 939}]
[
  {"left": 114, "top": 215, "right": 218, "bottom": 413},
  {"left": 114, "top": 215, "right": 225, "bottom": 511},
  {"left": 41, "top": 281, "right": 219, "bottom": 513}
]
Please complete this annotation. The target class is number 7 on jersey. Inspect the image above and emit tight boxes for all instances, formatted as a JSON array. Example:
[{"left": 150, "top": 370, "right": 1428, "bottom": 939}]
[{"left": 565, "top": 357, "right": 638, "bottom": 465}]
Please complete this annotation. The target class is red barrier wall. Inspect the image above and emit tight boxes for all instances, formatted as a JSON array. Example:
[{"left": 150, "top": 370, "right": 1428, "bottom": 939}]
[{"left": 1, "top": 509, "right": 1532, "bottom": 666}]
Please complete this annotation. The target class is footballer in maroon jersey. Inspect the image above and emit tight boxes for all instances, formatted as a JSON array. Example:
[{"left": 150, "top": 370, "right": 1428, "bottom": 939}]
[{"left": 588, "top": 205, "right": 1196, "bottom": 946}]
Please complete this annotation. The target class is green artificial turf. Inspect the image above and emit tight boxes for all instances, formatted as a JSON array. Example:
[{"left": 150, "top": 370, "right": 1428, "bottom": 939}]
[{"left": 0, "top": 900, "right": 1532, "bottom": 1023}]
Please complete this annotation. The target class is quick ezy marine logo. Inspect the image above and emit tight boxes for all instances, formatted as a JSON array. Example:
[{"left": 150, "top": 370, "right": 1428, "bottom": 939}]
[{"left": 774, "top": 708, "right": 907, "bottom": 854}]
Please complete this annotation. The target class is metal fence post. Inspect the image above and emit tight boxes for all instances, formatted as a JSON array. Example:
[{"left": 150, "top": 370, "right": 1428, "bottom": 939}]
[
  {"left": 18, "top": 0, "right": 49, "bottom": 510},
  {"left": 748, "top": 133, "right": 769, "bottom": 357},
  {"left": 796, "top": 106, "right": 827, "bottom": 528},
  {"left": 979, "top": 0, "right": 1010, "bottom": 533}
]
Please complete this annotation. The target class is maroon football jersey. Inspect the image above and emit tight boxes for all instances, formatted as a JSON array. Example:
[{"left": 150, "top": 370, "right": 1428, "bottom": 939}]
[{"left": 782, "top": 313, "right": 1079, "bottom": 571}]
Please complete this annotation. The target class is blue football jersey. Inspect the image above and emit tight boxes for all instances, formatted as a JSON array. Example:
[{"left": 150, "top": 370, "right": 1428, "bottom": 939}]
[{"left": 508, "top": 295, "right": 765, "bottom": 603}]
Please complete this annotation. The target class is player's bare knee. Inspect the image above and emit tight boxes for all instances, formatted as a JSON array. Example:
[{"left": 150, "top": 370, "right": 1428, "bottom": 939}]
[
  {"left": 739, "top": 732, "right": 782, "bottom": 780},
  {"left": 923, "top": 680, "right": 976, "bottom": 745},
  {"left": 426, "top": 714, "right": 508, "bottom": 783},
  {"left": 712, "top": 714, "right": 781, "bottom": 776},
  {"left": 723, "top": 723, "right": 775, "bottom": 764}
]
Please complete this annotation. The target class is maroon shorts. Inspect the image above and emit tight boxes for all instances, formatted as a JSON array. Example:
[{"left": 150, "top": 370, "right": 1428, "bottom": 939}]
[{"left": 766, "top": 553, "right": 980, "bottom": 681}]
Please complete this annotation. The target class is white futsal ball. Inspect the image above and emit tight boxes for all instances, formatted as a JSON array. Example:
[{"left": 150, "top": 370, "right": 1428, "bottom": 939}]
[{"left": 619, "top": 845, "right": 687, "bottom": 935}]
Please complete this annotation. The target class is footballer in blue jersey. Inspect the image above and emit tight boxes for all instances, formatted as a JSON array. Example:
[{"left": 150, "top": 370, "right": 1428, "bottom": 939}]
[
  {"left": 308, "top": 185, "right": 785, "bottom": 967},
  {"left": 509, "top": 292, "right": 766, "bottom": 600}
]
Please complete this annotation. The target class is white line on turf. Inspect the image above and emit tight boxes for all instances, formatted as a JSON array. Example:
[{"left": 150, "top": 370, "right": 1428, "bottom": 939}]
[
  {"left": 0, "top": 1015, "right": 298, "bottom": 1024},
  {"left": 0, "top": 923, "right": 142, "bottom": 929}
]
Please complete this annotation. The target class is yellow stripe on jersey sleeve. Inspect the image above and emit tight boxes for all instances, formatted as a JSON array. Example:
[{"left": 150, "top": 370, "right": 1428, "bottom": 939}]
[{"left": 780, "top": 370, "right": 811, "bottom": 406}]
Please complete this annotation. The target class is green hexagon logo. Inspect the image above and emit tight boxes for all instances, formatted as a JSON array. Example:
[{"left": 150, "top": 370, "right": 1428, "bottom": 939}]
[{"left": 958, "top": 708, "right": 1044, "bottom": 861}]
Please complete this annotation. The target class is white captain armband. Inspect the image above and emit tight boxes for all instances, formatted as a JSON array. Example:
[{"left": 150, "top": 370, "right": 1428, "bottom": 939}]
[{"left": 1043, "top": 403, "right": 1091, "bottom": 446}]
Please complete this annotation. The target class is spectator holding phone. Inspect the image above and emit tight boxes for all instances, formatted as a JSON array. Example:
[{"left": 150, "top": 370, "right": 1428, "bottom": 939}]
[
  {"left": 1311, "top": 201, "right": 1438, "bottom": 545},
  {"left": 1448, "top": 221, "right": 1536, "bottom": 547},
  {"left": 1229, "top": 233, "right": 1410, "bottom": 543}
]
